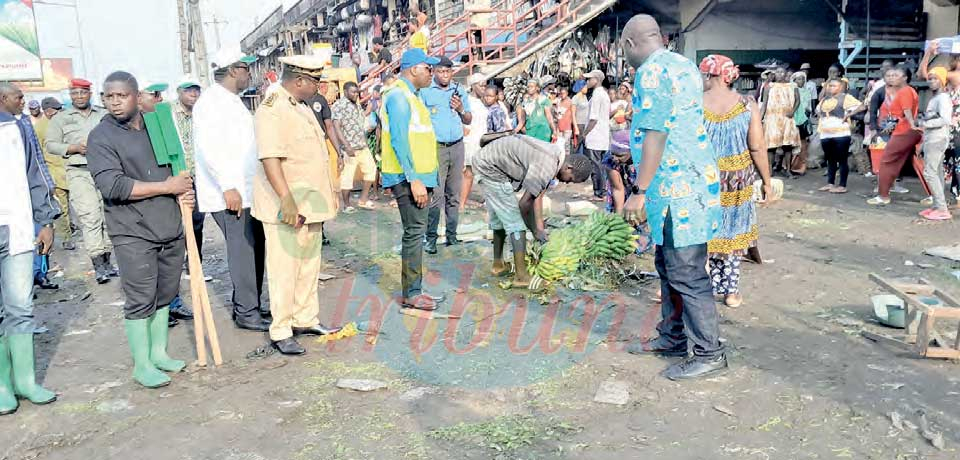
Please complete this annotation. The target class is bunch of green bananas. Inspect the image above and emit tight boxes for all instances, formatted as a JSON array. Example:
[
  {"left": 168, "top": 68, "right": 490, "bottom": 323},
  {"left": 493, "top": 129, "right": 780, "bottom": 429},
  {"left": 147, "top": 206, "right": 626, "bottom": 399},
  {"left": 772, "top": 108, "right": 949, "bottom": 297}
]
[
  {"left": 581, "top": 212, "right": 640, "bottom": 260},
  {"left": 528, "top": 227, "right": 587, "bottom": 282}
]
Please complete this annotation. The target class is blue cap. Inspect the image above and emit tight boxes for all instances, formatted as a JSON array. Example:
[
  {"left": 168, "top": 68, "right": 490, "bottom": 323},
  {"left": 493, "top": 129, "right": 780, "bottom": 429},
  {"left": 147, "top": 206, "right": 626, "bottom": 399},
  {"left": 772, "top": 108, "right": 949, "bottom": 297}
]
[
  {"left": 572, "top": 80, "right": 586, "bottom": 93},
  {"left": 400, "top": 48, "right": 440, "bottom": 70}
]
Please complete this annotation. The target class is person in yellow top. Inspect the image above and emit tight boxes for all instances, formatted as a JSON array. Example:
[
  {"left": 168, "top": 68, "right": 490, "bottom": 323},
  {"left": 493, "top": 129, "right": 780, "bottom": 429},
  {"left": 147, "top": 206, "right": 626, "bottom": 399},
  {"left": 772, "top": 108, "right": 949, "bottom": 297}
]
[{"left": 252, "top": 55, "right": 343, "bottom": 355}]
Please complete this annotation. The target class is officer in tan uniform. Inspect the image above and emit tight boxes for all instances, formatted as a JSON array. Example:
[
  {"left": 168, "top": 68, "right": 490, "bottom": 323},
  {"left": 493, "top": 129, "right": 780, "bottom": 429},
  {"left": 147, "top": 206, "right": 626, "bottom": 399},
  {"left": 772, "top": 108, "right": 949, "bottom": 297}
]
[
  {"left": 252, "top": 55, "right": 343, "bottom": 355},
  {"left": 45, "top": 78, "right": 116, "bottom": 283}
]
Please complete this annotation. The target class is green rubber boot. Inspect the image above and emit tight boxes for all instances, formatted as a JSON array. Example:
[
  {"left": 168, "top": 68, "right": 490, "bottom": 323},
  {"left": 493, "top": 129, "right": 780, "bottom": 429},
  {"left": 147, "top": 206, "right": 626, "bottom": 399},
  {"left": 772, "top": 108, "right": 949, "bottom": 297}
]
[
  {"left": 149, "top": 308, "right": 185, "bottom": 373},
  {"left": 124, "top": 319, "right": 171, "bottom": 389},
  {"left": 0, "top": 337, "right": 19, "bottom": 415},
  {"left": 7, "top": 334, "right": 56, "bottom": 405}
]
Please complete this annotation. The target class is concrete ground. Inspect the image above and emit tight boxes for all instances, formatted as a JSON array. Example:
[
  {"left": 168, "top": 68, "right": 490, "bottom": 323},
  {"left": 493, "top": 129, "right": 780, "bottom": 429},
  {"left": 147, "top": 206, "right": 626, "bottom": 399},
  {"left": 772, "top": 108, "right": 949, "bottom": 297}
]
[{"left": 3, "top": 170, "right": 960, "bottom": 460}]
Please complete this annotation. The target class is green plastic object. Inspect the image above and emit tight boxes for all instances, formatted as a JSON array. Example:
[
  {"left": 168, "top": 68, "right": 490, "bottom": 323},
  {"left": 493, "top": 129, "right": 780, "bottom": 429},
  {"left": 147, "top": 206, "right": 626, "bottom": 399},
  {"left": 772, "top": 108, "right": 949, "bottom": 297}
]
[
  {"left": 7, "top": 334, "right": 56, "bottom": 404},
  {"left": 144, "top": 102, "right": 187, "bottom": 176},
  {"left": 123, "top": 319, "right": 171, "bottom": 389},
  {"left": 149, "top": 308, "right": 185, "bottom": 373},
  {"left": 0, "top": 337, "right": 19, "bottom": 414}
]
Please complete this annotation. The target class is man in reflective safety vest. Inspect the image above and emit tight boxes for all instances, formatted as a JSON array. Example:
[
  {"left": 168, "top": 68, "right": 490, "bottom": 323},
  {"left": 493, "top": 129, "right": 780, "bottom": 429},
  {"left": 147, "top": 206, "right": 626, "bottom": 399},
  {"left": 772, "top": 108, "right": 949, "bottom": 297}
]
[{"left": 379, "top": 49, "right": 446, "bottom": 312}]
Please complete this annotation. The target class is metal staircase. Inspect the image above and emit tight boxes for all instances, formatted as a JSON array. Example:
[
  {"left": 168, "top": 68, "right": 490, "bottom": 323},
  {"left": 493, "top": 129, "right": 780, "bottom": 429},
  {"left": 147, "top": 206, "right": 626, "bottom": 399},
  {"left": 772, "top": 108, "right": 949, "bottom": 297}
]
[
  {"left": 363, "top": 0, "right": 616, "bottom": 88},
  {"left": 837, "top": 0, "right": 926, "bottom": 88}
]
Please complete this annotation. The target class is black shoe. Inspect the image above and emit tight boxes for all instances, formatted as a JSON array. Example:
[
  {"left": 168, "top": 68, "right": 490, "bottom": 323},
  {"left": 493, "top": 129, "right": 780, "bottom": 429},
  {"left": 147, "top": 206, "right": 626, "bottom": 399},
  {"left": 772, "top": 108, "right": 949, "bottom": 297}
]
[
  {"left": 168, "top": 315, "right": 180, "bottom": 328},
  {"left": 400, "top": 292, "right": 444, "bottom": 311},
  {"left": 273, "top": 337, "right": 306, "bottom": 355},
  {"left": 61, "top": 240, "right": 76, "bottom": 251},
  {"left": 662, "top": 354, "right": 729, "bottom": 381},
  {"left": 444, "top": 237, "right": 461, "bottom": 247},
  {"left": 424, "top": 239, "right": 438, "bottom": 254},
  {"left": 103, "top": 253, "right": 119, "bottom": 278},
  {"left": 234, "top": 314, "right": 270, "bottom": 332},
  {"left": 292, "top": 324, "right": 342, "bottom": 336},
  {"left": 260, "top": 310, "right": 273, "bottom": 321},
  {"left": 625, "top": 337, "right": 687, "bottom": 357},
  {"left": 93, "top": 258, "right": 110, "bottom": 285},
  {"left": 34, "top": 275, "right": 59, "bottom": 290},
  {"left": 169, "top": 303, "right": 193, "bottom": 320},
  {"left": 322, "top": 234, "right": 331, "bottom": 246}
]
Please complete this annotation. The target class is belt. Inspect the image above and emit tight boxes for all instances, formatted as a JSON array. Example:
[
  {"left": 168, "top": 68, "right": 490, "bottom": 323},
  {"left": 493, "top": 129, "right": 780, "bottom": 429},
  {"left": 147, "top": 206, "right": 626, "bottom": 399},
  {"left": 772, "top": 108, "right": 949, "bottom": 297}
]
[{"left": 437, "top": 139, "right": 463, "bottom": 147}]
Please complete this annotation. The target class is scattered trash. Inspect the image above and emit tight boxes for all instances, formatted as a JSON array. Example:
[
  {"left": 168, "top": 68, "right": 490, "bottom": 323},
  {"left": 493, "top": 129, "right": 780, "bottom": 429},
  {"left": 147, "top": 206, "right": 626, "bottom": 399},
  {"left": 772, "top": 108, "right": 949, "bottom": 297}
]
[
  {"left": 278, "top": 400, "right": 303, "bottom": 409},
  {"left": 64, "top": 329, "right": 92, "bottom": 336},
  {"left": 593, "top": 380, "right": 630, "bottom": 405},
  {"left": 316, "top": 323, "right": 359, "bottom": 344},
  {"left": 952, "top": 270, "right": 960, "bottom": 281},
  {"left": 245, "top": 345, "right": 276, "bottom": 360},
  {"left": 85, "top": 380, "right": 124, "bottom": 394},
  {"left": 880, "top": 383, "right": 905, "bottom": 391},
  {"left": 107, "top": 301, "right": 124, "bottom": 306},
  {"left": 924, "top": 244, "right": 960, "bottom": 262},
  {"left": 785, "top": 233, "right": 795, "bottom": 239},
  {"left": 917, "top": 263, "right": 935, "bottom": 269},
  {"left": 32, "top": 326, "right": 49, "bottom": 334},
  {"left": 918, "top": 411, "right": 946, "bottom": 450},
  {"left": 399, "top": 386, "right": 438, "bottom": 402},
  {"left": 713, "top": 405, "right": 737, "bottom": 418},
  {"left": 96, "top": 399, "right": 134, "bottom": 413},
  {"left": 904, "top": 260, "right": 915, "bottom": 267},
  {"left": 335, "top": 378, "right": 388, "bottom": 392},
  {"left": 888, "top": 411, "right": 904, "bottom": 430}
]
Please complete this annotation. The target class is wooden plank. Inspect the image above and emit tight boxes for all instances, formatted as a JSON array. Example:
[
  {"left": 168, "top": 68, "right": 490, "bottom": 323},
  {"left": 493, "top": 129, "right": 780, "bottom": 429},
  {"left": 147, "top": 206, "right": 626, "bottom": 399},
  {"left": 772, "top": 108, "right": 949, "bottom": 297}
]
[
  {"left": 861, "top": 331, "right": 913, "bottom": 351},
  {"left": 915, "top": 312, "right": 933, "bottom": 357},
  {"left": 933, "top": 289, "right": 960, "bottom": 308},
  {"left": 924, "top": 347, "right": 960, "bottom": 360},
  {"left": 927, "top": 307, "right": 960, "bottom": 320}
]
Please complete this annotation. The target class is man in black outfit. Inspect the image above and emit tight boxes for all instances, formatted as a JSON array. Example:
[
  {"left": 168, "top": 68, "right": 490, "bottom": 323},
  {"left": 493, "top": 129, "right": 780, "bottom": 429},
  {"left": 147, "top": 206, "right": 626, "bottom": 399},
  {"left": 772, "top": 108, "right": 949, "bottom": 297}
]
[{"left": 86, "top": 71, "right": 195, "bottom": 389}]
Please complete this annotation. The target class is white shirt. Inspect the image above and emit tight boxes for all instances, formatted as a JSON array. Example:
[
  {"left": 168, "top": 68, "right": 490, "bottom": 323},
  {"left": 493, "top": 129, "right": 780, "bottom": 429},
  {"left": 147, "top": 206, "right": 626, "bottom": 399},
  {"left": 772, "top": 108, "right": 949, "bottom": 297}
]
[
  {"left": 464, "top": 94, "right": 488, "bottom": 154},
  {"left": 193, "top": 83, "right": 259, "bottom": 213},
  {"left": 585, "top": 88, "right": 611, "bottom": 150},
  {"left": 0, "top": 120, "right": 35, "bottom": 255}
]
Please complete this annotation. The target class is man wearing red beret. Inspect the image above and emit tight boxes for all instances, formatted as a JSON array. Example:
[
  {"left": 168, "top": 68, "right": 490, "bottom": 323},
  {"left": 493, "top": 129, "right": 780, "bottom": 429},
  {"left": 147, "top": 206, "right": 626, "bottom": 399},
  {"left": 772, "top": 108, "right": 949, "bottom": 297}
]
[{"left": 45, "top": 78, "right": 117, "bottom": 284}]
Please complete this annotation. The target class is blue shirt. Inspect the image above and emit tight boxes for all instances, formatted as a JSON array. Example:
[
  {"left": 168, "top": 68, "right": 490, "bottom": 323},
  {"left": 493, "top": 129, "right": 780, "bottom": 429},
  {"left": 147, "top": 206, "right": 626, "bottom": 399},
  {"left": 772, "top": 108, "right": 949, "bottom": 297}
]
[
  {"left": 631, "top": 49, "right": 722, "bottom": 248},
  {"left": 382, "top": 77, "right": 439, "bottom": 189},
  {"left": 419, "top": 78, "right": 471, "bottom": 143}
]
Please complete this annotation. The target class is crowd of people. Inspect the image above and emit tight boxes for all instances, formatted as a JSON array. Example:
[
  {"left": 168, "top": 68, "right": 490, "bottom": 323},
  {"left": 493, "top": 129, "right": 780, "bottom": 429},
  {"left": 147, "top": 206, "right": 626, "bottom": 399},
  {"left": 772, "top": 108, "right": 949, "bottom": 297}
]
[{"left": 5, "top": 11, "right": 960, "bottom": 418}]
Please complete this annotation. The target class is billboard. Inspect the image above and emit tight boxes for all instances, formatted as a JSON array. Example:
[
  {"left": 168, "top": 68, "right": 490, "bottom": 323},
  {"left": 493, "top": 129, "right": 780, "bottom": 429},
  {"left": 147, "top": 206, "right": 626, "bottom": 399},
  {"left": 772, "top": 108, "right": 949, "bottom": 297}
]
[
  {"left": 0, "top": 0, "right": 42, "bottom": 81},
  {"left": 16, "top": 58, "right": 72, "bottom": 92}
]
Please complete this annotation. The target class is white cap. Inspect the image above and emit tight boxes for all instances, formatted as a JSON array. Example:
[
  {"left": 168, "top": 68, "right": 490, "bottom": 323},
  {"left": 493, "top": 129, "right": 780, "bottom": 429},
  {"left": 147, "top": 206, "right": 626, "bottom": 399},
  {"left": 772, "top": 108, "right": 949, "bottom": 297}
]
[
  {"left": 467, "top": 72, "right": 488, "bottom": 86},
  {"left": 212, "top": 45, "right": 257, "bottom": 70}
]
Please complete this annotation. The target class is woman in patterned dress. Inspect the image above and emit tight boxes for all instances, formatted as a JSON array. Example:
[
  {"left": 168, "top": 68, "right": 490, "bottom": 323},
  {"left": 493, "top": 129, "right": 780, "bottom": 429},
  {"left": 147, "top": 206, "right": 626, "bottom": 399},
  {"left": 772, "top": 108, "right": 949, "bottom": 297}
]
[
  {"left": 760, "top": 65, "right": 801, "bottom": 177},
  {"left": 700, "top": 55, "right": 775, "bottom": 307}
]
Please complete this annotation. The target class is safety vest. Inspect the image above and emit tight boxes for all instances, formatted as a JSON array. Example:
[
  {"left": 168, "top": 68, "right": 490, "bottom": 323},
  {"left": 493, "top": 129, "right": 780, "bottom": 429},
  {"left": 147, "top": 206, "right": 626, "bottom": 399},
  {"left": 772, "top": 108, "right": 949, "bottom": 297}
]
[{"left": 379, "top": 79, "right": 438, "bottom": 176}]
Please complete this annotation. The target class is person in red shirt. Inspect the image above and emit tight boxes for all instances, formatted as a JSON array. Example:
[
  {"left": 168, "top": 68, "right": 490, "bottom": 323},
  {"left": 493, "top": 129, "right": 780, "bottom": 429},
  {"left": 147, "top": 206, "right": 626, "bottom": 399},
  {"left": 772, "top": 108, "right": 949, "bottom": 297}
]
[
  {"left": 869, "top": 66, "right": 920, "bottom": 205},
  {"left": 555, "top": 86, "right": 577, "bottom": 156}
]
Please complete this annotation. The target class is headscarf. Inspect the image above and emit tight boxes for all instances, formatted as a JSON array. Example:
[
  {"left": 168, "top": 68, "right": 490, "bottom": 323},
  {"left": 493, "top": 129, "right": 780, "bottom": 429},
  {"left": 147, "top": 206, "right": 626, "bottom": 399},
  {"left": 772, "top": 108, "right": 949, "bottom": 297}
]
[
  {"left": 929, "top": 66, "right": 948, "bottom": 88},
  {"left": 698, "top": 54, "right": 740, "bottom": 85},
  {"left": 790, "top": 71, "right": 806, "bottom": 84}
]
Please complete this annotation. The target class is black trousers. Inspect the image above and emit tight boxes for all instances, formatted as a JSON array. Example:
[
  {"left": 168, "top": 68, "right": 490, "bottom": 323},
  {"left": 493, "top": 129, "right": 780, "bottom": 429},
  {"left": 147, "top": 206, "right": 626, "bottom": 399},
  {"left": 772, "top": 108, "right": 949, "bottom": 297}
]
[
  {"left": 192, "top": 208, "right": 205, "bottom": 257},
  {"left": 654, "top": 210, "right": 724, "bottom": 358},
  {"left": 114, "top": 237, "right": 185, "bottom": 320},
  {"left": 585, "top": 148, "right": 608, "bottom": 197},
  {"left": 392, "top": 181, "right": 432, "bottom": 299},
  {"left": 212, "top": 209, "right": 266, "bottom": 319},
  {"left": 427, "top": 142, "right": 465, "bottom": 243},
  {"left": 821, "top": 136, "right": 852, "bottom": 187}
]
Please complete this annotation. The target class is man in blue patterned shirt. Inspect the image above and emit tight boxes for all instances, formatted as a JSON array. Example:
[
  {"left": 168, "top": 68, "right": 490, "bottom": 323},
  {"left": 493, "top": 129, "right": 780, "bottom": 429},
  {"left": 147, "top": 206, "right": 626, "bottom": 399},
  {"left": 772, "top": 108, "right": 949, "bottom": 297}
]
[{"left": 621, "top": 15, "right": 727, "bottom": 380}]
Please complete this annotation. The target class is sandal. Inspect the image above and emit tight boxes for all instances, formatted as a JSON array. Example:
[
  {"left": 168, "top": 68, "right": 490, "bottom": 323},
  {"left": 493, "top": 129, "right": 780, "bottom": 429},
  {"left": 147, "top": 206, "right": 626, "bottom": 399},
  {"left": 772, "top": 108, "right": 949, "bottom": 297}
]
[
  {"left": 724, "top": 294, "right": 743, "bottom": 308},
  {"left": 358, "top": 201, "right": 376, "bottom": 210},
  {"left": 818, "top": 185, "right": 834, "bottom": 192},
  {"left": 343, "top": 206, "right": 357, "bottom": 214},
  {"left": 829, "top": 187, "right": 847, "bottom": 194}
]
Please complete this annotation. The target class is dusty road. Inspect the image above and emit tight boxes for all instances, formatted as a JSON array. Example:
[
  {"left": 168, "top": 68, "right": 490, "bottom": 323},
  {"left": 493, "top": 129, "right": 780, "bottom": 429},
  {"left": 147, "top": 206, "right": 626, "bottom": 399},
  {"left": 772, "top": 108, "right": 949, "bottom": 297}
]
[{"left": 2, "top": 171, "right": 959, "bottom": 460}]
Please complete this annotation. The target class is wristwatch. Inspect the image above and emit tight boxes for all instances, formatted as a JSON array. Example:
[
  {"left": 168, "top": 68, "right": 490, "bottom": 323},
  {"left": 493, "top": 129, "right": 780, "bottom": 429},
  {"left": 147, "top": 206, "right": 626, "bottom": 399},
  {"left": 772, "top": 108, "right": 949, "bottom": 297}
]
[
  {"left": 41, "top": 223, "right": 54, "bottom": 229},
  {"left": 631, "top": 185, "right": 646, "bottom": 195}
]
